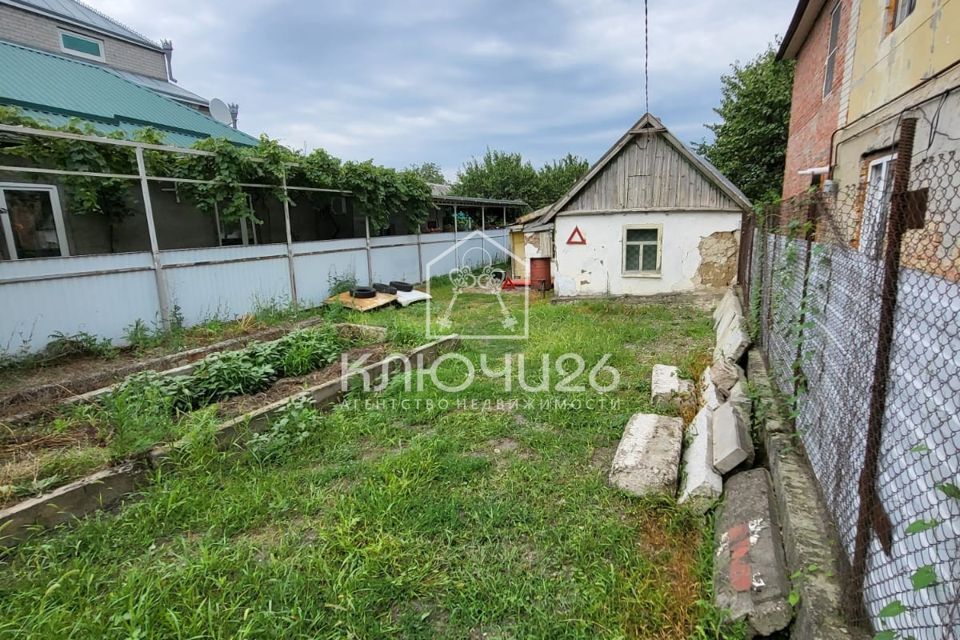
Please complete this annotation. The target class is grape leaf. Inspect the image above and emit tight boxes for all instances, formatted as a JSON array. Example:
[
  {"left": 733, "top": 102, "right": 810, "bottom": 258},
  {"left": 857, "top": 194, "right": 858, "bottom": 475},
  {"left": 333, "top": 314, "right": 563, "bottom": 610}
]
[
  {"left": 878, "top": 600, "right": 908, "bottom": 618},
  {"left": 911, "top": 565, "right": 937, "bottom": 590},
  {"left": 905, "top": 519, "right": 939, "bottom": 535}
]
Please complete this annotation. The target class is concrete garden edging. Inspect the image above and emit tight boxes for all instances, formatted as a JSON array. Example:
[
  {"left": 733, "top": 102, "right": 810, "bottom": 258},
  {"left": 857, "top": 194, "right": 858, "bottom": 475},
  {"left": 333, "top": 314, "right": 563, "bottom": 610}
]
[{"left": 0, "top": 334, "right": 458, "bottom": 550}]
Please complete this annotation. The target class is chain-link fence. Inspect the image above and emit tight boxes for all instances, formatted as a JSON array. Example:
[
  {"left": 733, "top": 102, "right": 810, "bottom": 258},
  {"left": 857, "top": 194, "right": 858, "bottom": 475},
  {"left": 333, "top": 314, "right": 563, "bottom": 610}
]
[{"left": 743, "top": 119, "right": 959, "bottom": 638}]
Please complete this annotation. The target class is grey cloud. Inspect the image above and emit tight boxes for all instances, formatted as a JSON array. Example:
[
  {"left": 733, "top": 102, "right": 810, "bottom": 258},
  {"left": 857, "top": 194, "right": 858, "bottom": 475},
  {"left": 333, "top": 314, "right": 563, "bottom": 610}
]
[{"left": 95, "top": 0, "right": 795, "bottom": 172}]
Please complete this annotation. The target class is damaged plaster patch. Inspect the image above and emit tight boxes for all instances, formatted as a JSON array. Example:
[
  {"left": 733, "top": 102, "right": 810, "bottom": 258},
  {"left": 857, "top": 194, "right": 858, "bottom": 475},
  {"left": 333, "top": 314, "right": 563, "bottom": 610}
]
[{"left": 695, "top": 231, "right": 739, "bottom": 287}]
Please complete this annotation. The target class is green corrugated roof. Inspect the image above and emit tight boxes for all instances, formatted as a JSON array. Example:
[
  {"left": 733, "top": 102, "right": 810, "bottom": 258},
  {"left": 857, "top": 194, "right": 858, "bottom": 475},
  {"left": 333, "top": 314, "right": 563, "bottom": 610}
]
[{"left": 0, "top": 40, "right": 258, "bottom": 147}]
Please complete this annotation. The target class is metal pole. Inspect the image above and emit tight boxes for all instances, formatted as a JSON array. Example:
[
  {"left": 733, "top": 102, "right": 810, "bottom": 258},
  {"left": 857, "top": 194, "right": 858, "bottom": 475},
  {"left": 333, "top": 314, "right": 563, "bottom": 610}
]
[
  {"left": 481, "top": 205, "right": 486, "bottom": 260},
  {"left": 364, "top": 215, "right": 373, "bottom": 285},
  {"left": 416, "top": 229, "right": 424, "bottom": 284},
  {"left": 280, "top": 170, "right": 299, "bottom": 308},
  {"left": 135, "top": 146, "right": 171, "bottom": 331},
  {"left": 452, "top": 204, "right": 459, "bottom": 267},
  {"left": 850, "top": 117, "right": 918, "bottom": 616},
  {"left": 213, "top": 202, "right": 223, "bottom": 247}
]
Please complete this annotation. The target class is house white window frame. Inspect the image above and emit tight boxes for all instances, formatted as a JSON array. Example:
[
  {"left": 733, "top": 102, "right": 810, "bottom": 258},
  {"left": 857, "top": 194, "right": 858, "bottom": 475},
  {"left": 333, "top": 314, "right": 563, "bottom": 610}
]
[
  {"left": 0, "top": 183, "right": 70, "bottom": 260},
  {"left": 622, "top": 224, "right": 663, "bottom": 277},
  {"left": 822, "top": 2, "right": 842, "bottom": 98},
  {"left": 861, "top": 153, "right": 897, "bottom": 259},
  {"left": 58, "top": 29, "right": 105, "bottom": 62}
]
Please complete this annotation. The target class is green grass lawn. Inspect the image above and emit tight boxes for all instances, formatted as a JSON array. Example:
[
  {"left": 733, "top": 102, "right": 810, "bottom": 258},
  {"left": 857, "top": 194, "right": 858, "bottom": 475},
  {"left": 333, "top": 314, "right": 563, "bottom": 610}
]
[{"left": 0, "top": 283, "right": 737, "bottom": 639}]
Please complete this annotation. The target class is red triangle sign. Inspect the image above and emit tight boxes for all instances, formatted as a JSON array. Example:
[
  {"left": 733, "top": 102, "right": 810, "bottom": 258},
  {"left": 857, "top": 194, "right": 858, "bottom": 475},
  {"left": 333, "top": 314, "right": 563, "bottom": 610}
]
[{"left": 566, "top": 226, "right": 586, "bottom": 245}]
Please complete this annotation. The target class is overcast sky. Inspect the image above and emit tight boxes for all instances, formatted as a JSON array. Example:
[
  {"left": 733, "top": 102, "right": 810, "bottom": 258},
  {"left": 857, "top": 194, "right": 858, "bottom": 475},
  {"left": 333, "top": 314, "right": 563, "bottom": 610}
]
[{"left": 96, "top": 0, "right": 795, "bottom": 180}]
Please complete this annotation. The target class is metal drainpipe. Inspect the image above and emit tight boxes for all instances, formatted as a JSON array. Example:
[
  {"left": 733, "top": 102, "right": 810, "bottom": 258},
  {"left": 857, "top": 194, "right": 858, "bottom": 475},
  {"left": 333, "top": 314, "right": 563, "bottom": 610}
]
[
  {"left": 135, "top": 146, "right": 171, "bottom": 331},
  {"left": 280, "top": 170, "right": 299, "bottom": 308}
]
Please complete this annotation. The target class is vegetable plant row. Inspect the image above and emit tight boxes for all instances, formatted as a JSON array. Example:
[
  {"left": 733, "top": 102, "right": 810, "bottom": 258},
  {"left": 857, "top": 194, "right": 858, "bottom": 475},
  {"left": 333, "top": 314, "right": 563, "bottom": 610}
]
[{"left": 113, "top": 325, "right": 346, "bottom": 413}]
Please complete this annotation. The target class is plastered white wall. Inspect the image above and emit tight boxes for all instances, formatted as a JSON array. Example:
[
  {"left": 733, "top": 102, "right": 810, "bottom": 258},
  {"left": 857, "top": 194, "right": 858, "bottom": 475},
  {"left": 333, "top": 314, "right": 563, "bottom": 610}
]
[{"left": 553, "top": 212, "right": 741, "bottom": 297}]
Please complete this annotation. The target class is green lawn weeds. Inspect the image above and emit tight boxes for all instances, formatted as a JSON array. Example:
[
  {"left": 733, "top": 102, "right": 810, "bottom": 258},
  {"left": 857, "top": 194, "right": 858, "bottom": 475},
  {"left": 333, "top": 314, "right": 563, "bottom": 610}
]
[{"left": 0, "top": 281, "right": 742, "bottom": 639}]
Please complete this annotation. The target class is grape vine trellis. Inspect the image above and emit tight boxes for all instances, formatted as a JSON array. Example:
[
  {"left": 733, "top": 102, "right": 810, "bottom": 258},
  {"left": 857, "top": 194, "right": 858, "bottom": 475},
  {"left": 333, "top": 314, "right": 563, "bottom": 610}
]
[{"left": 0, "top": 106, "right": 433, "bottom": 233}]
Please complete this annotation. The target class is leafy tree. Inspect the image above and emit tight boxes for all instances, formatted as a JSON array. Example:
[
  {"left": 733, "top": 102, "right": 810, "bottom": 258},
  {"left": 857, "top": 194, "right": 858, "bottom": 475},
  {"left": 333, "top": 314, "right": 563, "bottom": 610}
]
[
  {"left": 451, "top": 149, "right": 589, "bottom": 209},
  {"left": 695, "top": 43, "right": 794, "bottom": 204},
  {"left": 538, "top": 153, "right": 589, "bottom": 206},
  {"left": 407, "top": 162, "right": 447, "bottom": 184},
  {"left": 452, "top": 149, "right": 540, "bottom": 205}
]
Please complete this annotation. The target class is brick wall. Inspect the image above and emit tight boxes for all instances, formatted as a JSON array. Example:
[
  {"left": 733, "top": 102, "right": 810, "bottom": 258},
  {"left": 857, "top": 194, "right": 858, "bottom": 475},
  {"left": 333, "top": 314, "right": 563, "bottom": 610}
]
[
  {"left": 0, "top": 4, "right": 168, "bottom": 80},
  {"left": 782, "top": 0, "right": 851, "bottom": 199}
]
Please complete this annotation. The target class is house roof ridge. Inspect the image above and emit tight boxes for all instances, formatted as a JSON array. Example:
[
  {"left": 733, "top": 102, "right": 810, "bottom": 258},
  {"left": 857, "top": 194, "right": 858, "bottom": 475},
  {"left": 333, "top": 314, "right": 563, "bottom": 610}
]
[
  {"left": 70, "top": 0, "right": 161, "bottom": 48},
  {"left": 3, "top": 0, "right": 162, "bottom": 50}
]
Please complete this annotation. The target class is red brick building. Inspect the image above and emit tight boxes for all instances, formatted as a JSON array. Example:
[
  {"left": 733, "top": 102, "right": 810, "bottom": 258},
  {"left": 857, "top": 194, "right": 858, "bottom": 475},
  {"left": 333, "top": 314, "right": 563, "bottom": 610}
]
[{"left": 779, "top": 0, "right": 851, "bottom": 199}]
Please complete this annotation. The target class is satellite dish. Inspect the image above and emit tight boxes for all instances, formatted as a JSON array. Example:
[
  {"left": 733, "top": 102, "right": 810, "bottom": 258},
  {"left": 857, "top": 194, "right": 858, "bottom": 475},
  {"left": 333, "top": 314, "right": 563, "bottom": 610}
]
[{"left": 208, "top": 98, "right": 232, "bottom": 125}]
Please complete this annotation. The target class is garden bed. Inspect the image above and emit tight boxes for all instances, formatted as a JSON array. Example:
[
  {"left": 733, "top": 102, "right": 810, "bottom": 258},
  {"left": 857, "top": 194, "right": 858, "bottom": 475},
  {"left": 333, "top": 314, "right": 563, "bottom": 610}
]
[
  {"left": 0, "top": 323, "right": 388, "bottom": 505},
  {"left": 0, "top": 312, "right": 341, "bottom": 423}
]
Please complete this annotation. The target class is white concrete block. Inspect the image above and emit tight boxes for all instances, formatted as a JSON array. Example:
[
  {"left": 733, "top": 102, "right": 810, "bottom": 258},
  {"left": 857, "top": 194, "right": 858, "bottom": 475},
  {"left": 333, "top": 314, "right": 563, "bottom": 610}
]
[
  {"left": 700, "top": 367, "right": 722, "bottom": 411},
  {"left": 679, "top": 406, "right": 723, "bottom": 512},
  {"left": 609, "top": 414, "right": 683, "bottom": 497},
  {"left": 710, "top": 359, "right": 745, "bottom": 400},
  {"left": 713, "top": 288, "right": 743, "bottom": 329},
  {"left": 714, "top": 316, "right": 750, "bottom": 364},
  {"left": 712, "top": 401, "right": 755, "bottom": 474},
  {"left": 651, "top": 364, "right": 692, "bottom": 407}
]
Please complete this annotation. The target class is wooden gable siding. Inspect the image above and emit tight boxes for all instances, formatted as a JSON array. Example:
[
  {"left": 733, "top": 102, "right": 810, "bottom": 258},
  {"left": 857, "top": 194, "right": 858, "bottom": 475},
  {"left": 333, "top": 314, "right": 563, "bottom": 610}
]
[{"left": 559, "top": 132, "right": 740, "bottom": 213}]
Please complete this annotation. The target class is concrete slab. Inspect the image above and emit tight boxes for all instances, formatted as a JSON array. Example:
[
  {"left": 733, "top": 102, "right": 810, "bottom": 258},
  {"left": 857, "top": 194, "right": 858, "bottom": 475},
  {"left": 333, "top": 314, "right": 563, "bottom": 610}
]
[
  {"left": 715, "top": 468, "right": 792, "bottom": 636},
  {"left": 713, "top": 288, "right": 743, "bottom": 329},
  {"left": 651, "top": 364, "right": 693, "bottom": 409},
  {"left": 715, "top": 316, "right": 751, "bottom": 364},
  {"left": 679, "top": 406, "right": 722, "bottom": 513},
  {"left": 700, "top": 368, "right": 722, "bottom": 411},
  {"left": 714, "top": 307, "right": 742, "bottom": 345},
  {"left": 710, "top": 359, "right": 745, "bottom": 401},
  {"left": 713, "top": 401, "right": 755, "bottom": 475},
  {"left": 609, "top": 414, "right": 683, "bottom": 497}
]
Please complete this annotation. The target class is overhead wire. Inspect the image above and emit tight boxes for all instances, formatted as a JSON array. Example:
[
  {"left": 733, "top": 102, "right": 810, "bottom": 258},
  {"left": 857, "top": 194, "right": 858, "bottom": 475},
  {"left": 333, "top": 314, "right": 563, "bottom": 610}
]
[{"left": 644, "top": 0, "right": 650, "bottom": 113}]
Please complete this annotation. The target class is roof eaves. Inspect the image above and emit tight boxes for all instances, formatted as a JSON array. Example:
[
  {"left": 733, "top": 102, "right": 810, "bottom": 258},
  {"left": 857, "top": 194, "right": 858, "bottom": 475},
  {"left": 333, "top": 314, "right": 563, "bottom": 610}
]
[
  {"left": 432, "top": 194, "right": 527, "bottom": 207},
  {"left": 777, "top": 0, "right": 827, "bottom": 61}
]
